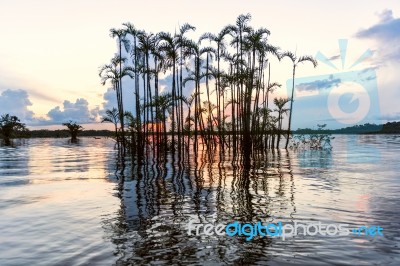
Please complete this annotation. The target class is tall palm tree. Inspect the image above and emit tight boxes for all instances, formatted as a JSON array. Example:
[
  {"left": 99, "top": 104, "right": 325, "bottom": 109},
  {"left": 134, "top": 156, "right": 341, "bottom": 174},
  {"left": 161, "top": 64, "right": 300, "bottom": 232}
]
[
  {"left": 273, "top": 97, "right": 290, "bottom": 149},
  {"left": 109, "top": 28, "right": 129, "bottom": 149},
  {"left": 122, "top": 23, "right": 144, "bottom": 149},
  {"left": 281, "top": 51, "right": 317, "bottom": 149},
  {"left": 183, "top": 39, "right": 215, "bottom": 147},
  {"left": 99, "top": 56, "right": 134, "bottom": 149},
  {"left": 176, "top": 23, "right": 196, "bottom": 150},
  {"left": 158, "top": 31, "right": 180, "bottom": 149},
  {"left": 138, "top": 31, "right": 156, "bottom": 143},
  {"left": 243, "top": 27, "right": 270, "bottom": 138},
  {"left": 200, "top": 27, "right": 230, "bottom": 140}
]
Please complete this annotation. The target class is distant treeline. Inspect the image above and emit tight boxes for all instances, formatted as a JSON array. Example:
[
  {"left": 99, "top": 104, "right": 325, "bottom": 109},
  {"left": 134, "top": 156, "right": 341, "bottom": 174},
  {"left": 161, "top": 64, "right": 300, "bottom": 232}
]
[
  {"left": 10, "top": 121, "right": 400, "bottom": 139},
  {"left": 294, "top": 121, "right": 400, "bottom": 134},
  {"left": 27, "top": 129, "right": 114, "bottom": 138}
]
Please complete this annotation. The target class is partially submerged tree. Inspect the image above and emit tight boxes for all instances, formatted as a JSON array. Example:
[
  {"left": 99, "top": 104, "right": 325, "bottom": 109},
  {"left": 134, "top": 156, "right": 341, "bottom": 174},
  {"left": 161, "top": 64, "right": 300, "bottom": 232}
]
[
  {"left": 100, "top": 14, "right": 318, "bottom": 157},
  {"left": 62, "top": 121, "right": 83, "bottom": 141},
  {"left": 0, "top": 114, "right": 28, "bottom": 146},
  {"left": 281, "top": 51, "right": 318, "bottom": 149},
  {"left": 101, "top": 108, "right": 120, "bottom": 140}
]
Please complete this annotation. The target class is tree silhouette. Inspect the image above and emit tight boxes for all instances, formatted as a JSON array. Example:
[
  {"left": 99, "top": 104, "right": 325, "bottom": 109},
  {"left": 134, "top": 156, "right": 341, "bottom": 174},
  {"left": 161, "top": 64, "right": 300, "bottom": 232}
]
[
  {"left": 101, "top": 108, "right": 120, "bottom": 146},
  {"left": 0, "top": 114, "right": 27, "bottom": 146},
  {"left": 281, "top": 51, "right": 317, "bottom": 149},
  {"left": 100, "top": 14, "right": 318, "bottom": 157},
  {"left": 273, "top": 97, "right": 290, "bottom": 148},
  {"left": 62, "top": 121, "right": 83, "bottom": 141}
]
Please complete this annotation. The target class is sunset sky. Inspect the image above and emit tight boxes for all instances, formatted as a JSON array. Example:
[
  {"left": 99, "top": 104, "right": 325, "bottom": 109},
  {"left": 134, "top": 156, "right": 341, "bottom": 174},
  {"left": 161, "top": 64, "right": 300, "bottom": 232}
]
[{"left": 0, "top": 0, "right": 399, "bottom": 129}]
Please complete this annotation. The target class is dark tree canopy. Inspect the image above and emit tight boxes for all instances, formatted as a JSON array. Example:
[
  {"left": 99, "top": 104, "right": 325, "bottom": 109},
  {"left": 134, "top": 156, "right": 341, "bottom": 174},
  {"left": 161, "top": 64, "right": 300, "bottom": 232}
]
[
  {"left": 0, "top": 114, "right": 28, "bottom": 146},
  {"left": 62, "top": 121, "right": 83, "bottom": 141}
]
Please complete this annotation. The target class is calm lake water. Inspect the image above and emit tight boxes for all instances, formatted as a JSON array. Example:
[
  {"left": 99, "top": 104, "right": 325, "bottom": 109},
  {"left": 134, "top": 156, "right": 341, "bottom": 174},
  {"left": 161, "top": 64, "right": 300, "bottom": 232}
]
[{"left": 0, "top": 136, "right": 399, "bottom": 265}]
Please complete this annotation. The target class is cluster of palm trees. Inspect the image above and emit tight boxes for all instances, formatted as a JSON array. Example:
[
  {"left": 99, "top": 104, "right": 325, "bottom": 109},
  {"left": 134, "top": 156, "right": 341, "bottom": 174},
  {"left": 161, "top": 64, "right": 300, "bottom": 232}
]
[{"left": 99, "top": 14, "right": 317, "bottom": 156}]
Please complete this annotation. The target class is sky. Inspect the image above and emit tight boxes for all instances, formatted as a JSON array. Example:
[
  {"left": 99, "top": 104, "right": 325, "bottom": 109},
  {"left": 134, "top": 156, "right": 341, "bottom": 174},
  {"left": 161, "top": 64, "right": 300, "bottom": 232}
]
[{"left": 0, "top": 0, "right": 399, "bottom": 130}]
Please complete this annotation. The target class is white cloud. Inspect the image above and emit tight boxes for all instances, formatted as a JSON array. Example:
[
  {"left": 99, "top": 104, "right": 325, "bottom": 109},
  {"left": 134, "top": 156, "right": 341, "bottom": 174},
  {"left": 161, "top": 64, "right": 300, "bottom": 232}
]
[
  {"left": 47, "top": 98, "right": 98, "bottom": 124},
  {"left": 0, "top": 89, "right": 35, "bottom": 122},
  {"left": 356, "top": 9, "right": 400, "bottom": 64},
  {"left": 0, "top": 89, "right": 103, "bottom": 126}
]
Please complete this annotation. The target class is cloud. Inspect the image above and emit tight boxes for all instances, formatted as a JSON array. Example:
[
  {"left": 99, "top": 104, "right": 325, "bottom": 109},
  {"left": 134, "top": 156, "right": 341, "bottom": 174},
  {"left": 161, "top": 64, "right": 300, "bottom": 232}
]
[
  {"left": 158, "top": 71, "right": 196, "bottom": 97},
  {"left": 296, "top": 75, "right": 341, "bottom": 92},
  {"left": 0, "top": 89, "right": 107, "bottom": 126},
  {"left": 328, "top": 55, "right": 340, "bottom": 61},
  {"left": 101, "top": 85, "right": 135, "bottom": 117},
  {"left": 380, "top": 112, "right": 400, "bottom": 121},
  {"left": 47, "top": 98, "right": 98, "bottom": 124},
  {"left": 100, "top": 70, "right": 196, "bottom": 118},
  {"left": 356, "top": 10, "right": 400, "bottom": 41},
  {"left": 356, "top": 9, "right": 400, "bottom": 63},
  {"left": 0, "top": 89, "right": 35, "bottom": 122}
]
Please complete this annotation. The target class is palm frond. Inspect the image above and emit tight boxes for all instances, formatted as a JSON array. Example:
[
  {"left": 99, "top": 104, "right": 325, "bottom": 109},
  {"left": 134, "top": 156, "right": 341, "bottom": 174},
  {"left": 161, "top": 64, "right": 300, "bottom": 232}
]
[
  {"left": 297, "top": 55, "right": 318, "bottom": 68},
  {"left": 179, "top": 23, "right": 196, "bottom": 35},
  {"left": 280, "top": 51, "right": 296, "bottom": 63}
]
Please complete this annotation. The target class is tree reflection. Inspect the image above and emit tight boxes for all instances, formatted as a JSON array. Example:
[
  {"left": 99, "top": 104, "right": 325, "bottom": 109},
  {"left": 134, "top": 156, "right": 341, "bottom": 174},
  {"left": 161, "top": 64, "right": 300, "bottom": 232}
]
[{"left": 104, "top": 143, "right": 298, "bottom": 265}]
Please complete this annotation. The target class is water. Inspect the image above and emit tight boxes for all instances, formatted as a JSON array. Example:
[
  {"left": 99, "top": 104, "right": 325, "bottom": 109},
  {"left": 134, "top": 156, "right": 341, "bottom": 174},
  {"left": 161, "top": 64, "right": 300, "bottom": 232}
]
[{"left": 0, "top": 136, "right": 399, "bottom": 265}]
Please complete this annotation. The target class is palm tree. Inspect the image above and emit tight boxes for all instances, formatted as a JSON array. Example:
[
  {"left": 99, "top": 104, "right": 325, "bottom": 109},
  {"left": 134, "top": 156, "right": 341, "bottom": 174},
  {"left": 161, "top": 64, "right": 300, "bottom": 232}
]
[
  {"left": 281, "top": 51, "right": 317, "bottom": 149},
  {"left": 176, "top": 23, "right": 196, "bottom": 150},
  {"left": 99, "top": 56, "right": 134, "bottom": 150},
  {"left": 138, "top": 31, "right": 157, "bottom": 143},
  {"left": 158, "top": 31, "right": 180, "bottom": 149},
  {"left": 109, "top": 29, "right": 128, "bottom": 147},
  {"left": 183, "top": 39, "right": 213, "bottom": 148},
  {"left": 122, "top": 23, "right": 144, "bottom": 148},
  {"left": 200, "top": 27, "right": 230, "bottom": 140},
  {"left": 181, "top": 93, "right": 196, "bottom": 134},
  {"left": 101, "top": 108, "right": 120, "bottom": 145},
  {"left": 273, "top": 97, "right": 290, "bottom": 149},
  {"left": 149, "top": 93, "right": 173, "bottom": 150},
  {"left": 243, "top": 27, "right": 270, "bottom": 138}
]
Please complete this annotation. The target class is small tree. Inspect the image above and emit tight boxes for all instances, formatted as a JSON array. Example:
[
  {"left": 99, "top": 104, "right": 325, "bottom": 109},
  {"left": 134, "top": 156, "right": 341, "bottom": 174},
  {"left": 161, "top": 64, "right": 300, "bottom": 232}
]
[
  {"left": 0, "top": 114, "right": 28, "bottom": 146},
  {"left": 101, "top": 108, "right": 120, "bottom": 140},
  {"left": 290, "top": 124, "right": 334, "bottom": 150},
  {"left": 62, "top": 121, "right": 83, "bottom": 141}
]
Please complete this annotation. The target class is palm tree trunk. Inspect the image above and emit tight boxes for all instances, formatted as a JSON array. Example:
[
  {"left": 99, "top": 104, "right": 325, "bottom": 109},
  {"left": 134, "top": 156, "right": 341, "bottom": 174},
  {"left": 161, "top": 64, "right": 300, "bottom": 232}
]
[{"left": 285, "top": 66, "right": 296, "bottom": 149}]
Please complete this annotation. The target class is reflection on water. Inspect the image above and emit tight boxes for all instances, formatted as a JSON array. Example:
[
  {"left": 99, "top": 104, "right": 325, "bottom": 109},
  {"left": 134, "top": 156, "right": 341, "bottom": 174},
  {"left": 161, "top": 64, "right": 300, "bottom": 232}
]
[
  {"left": 0, "top": 136, "right": 399, "bottom": 265},
  {"left": 0, "top": 138, "right": 119, "bottom": 266}
]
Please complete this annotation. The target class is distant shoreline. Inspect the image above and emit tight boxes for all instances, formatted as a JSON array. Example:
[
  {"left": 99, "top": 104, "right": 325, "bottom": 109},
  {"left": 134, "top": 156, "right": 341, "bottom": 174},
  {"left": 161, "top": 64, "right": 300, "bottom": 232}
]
[{"left": 3, "top": 121, "right": 399, "bottom": 139}]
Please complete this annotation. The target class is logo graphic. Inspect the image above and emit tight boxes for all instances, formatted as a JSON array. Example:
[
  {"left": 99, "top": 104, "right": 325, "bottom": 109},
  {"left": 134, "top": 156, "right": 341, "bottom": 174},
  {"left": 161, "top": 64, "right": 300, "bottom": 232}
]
[
  {"left": 287, "top": 39, "right": 382, "bottom": 165},
  {"left": 327, "top": 81, "right": 371, "bottom": 125}
]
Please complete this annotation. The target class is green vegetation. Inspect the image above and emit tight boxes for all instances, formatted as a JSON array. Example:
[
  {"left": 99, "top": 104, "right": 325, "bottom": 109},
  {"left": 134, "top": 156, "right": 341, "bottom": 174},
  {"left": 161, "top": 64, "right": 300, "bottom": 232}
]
[
  {"left": 295, "top": 121, "right": 400, "bottom": 134},
  {"left": 0, "top": 114, "right": 29, "bottom": 146},
  {"left": 290, "top": 124, "right": 334, "bottom": 150},
  {"left": 28, "top": 129, "right": 113, "bottom": 138},
  {"left": 380, "top": 121, "right": 400, "bottom": 133}
]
